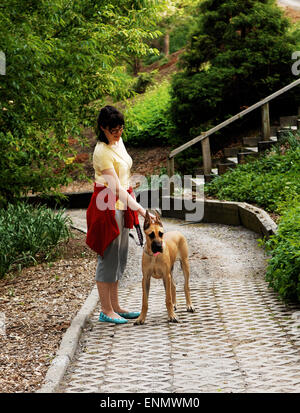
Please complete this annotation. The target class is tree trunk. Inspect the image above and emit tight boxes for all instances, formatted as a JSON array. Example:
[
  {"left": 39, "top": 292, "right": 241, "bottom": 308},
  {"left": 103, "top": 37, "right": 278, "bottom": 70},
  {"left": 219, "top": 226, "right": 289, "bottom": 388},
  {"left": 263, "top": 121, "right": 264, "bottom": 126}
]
[
  {"left": 163, "top": 32, "right": 170, "bottom": 57},
  {"left": 133, "top": 57, "right": 141, "bottom": 76}
]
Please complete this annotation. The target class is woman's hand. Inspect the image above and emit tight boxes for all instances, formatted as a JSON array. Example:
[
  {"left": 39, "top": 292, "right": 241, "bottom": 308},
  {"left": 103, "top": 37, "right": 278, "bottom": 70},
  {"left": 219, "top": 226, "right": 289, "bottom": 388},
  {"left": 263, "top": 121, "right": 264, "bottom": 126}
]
[
  {"left": 138, "top": 207, "right": 156, "bottom": 223},
  {"left": 148, "top": 212, "right": 156, "bottom": 222}
]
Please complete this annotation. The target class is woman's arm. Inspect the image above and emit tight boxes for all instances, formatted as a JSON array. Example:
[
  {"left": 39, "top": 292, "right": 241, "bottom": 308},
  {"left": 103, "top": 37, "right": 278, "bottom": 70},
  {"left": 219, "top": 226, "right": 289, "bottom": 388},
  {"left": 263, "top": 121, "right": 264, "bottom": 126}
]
[{"left": 101, "top": 168, "right": 147, "bottom": 217}]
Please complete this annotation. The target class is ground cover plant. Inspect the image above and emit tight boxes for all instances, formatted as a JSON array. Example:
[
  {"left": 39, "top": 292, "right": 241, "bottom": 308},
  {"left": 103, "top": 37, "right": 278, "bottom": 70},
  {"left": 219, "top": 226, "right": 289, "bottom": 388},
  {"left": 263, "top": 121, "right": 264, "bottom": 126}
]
[
  {"left": 205, "top": 134, "right": 300, "bottom": 302},
  {"left": 0, "top": 202, "right": 72, "bottom": 279},
  {"left": 264, "top": 199, "right": 300, "bottom": 302}
]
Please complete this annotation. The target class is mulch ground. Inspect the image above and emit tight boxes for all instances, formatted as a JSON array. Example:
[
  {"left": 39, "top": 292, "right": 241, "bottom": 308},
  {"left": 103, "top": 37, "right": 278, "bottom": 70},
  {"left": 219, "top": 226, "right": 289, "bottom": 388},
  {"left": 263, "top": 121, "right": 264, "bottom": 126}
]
[{"left": 0, "top": 229, "right": 97, "bottom": 393}]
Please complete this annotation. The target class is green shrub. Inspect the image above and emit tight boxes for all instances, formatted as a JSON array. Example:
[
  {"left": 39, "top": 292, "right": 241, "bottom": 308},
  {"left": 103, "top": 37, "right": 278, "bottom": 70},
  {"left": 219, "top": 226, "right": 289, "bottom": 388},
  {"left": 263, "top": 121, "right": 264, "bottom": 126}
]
[
  {"left": 123, "top": 80, "right": 173, "bottom": 147},
  {"left": 110, "top": 66, "right": 137, "bottom": 101},
  {"left": 205, "top": 143, "right": 300, "bottom": 213},
  {"left": 265, "top": 200, "right": 300, "bottom": 302},
  {"left": 0, "top": 202, "right": 72, "bottom": 278},
  {"left": 0, "top": 130, "right": 79, "bottom": 208},
  {"left": 205, "top": 135, "right": 300, "bottom": 302},
  {"left": 174, "top": 148, "right": 203, "bottom": 176},
  {"left": 132, "top": 71, "right": 157, "bottom": 94}
]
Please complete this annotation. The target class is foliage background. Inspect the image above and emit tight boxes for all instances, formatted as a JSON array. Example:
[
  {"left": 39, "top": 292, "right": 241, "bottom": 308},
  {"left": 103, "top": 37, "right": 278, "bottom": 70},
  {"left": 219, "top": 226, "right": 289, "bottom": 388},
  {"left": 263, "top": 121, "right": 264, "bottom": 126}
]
[
  {"left": 0, "top": 0, "right": 162, "bottom": 205},
  {"left": 169, "top": 0, "right": 299, "bottom": 148}
]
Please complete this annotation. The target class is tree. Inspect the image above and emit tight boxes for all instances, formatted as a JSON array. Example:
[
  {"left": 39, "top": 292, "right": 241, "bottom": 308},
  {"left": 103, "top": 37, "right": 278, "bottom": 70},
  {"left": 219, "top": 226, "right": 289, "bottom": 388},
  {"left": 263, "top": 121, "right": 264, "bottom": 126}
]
[
  {"left": 169, "top": 0, "right": 298, "bottom": 144},
  {"left": 160, "top": 0, "right": 198, "bottom": 56},
  {"left": 147, "top": 0, "right": 198, "bottom": 57},
  {"left": 0, "top": 0, "right": 162, "bottom": 205}
]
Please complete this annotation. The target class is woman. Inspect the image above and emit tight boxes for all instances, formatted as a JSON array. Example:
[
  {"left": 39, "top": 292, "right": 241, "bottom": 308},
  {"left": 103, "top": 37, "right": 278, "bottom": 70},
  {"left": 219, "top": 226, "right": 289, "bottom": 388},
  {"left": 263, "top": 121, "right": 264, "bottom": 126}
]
[{"left": 86, "top": 105, "right": 155, "bottom": 324}]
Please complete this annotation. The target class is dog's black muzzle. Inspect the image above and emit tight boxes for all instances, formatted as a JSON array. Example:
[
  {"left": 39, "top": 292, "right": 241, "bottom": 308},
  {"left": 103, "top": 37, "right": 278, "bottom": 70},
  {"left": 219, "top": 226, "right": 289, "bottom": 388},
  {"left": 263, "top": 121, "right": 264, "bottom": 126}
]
[{"left": 151, "top": 240, "right": 163, "bottom": 254}]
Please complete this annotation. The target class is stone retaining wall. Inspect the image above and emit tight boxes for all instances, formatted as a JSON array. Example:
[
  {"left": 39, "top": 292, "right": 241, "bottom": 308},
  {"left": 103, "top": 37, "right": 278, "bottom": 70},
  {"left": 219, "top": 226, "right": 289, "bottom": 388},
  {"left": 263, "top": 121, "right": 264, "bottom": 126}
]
[{"left": 23, "top": 190, "right": 277, "bottom": 238}]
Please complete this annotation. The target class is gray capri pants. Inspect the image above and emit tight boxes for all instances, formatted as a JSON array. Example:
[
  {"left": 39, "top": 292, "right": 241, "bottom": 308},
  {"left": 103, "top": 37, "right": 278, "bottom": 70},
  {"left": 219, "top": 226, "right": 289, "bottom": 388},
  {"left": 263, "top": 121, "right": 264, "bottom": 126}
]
[{"left": 95, "top": 210, "right": 129, "bottom": 283}]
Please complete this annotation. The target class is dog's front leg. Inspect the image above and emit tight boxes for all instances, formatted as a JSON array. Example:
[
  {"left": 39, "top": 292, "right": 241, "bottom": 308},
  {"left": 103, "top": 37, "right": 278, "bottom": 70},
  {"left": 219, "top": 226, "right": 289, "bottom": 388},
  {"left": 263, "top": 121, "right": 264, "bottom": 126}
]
[
  {"left": 164, "top": 274, "right": 178, "bottom": 323},
  {"left": 134, "top": 274, "right": 151, "bottom": 325}
]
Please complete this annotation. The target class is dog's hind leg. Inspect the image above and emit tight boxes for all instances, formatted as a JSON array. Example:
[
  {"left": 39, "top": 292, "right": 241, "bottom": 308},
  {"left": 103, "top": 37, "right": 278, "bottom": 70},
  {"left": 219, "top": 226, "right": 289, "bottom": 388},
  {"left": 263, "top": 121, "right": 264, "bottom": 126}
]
[
  {"left": 179, "top": 238, "right": 195, "bottom": 313},
  {"left": 171, "top": 276, "right": 177, "bottom": 311},
  {"left": 181, "top": 258, "right": 195, "bottom": 312},
  {"left": 163, "top": 274, "right": 178, "bottom": 323}
]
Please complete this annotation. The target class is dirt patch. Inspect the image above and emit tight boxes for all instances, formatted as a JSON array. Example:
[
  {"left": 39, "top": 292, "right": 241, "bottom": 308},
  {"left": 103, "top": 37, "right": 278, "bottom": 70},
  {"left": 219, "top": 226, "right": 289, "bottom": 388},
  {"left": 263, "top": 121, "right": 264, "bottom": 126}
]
[
  {"left": 140, "top": 49, "right": 184, "bottom": 83},
  {"left": 279, "top": 4, "right": 300, "bottom": 22},
  {"left": 0, "top": 229, "right": 97, "bottom": 393}
]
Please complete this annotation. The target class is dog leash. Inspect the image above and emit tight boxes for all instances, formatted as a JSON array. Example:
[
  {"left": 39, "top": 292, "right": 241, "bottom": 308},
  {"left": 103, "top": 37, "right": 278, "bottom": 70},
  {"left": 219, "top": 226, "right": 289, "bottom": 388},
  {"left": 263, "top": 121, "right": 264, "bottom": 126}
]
[
  {"left": 129, "top": 224, "right": 144, "bottom": 247},
  {"left": 129, "top": 225, "right": 161, "bottom": 257}
]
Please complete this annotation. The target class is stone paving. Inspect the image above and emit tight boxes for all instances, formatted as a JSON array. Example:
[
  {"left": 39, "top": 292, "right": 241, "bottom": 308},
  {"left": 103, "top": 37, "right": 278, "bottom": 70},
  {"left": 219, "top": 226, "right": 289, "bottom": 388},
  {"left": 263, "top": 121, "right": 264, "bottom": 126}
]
[{"left": 57, "top": 210, "right": 300, "bottom": 393}]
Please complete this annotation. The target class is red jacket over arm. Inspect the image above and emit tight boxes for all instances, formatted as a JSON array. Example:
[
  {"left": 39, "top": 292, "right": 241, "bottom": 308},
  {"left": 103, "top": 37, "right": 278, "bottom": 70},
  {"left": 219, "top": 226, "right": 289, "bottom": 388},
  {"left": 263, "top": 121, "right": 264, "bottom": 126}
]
[{"left": 86, "top": 183, "right": 139, "bottom": 257}]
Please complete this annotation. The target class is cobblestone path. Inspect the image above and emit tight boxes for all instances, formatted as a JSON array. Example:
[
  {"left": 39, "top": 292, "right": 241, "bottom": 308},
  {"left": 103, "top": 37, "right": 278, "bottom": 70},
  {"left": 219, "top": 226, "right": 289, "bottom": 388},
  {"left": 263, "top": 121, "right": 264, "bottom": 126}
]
[{"left": 57, "top": 212, "right": 300, "bottom": 393}]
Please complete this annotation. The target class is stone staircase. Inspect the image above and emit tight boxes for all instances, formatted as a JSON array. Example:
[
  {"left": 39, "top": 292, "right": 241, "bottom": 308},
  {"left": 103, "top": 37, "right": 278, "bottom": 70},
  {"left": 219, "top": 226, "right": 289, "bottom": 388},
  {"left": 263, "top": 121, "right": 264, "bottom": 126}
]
[
  {"left": 211, "top": 115, "right": 299, "bottom": 176},
  {"left": 188, "top": 115, "right": 299, "bottom": 192}
]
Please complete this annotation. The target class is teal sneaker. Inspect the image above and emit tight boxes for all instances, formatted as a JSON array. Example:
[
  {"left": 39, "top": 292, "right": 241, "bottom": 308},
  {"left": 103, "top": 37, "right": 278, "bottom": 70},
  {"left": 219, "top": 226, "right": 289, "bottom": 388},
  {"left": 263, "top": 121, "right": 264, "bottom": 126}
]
[
  {"left": 98, "top": 312, "right": 128, "bottom": 324},
  {"left": 117, "top": 312, "right": 140, "bottom": 319}
]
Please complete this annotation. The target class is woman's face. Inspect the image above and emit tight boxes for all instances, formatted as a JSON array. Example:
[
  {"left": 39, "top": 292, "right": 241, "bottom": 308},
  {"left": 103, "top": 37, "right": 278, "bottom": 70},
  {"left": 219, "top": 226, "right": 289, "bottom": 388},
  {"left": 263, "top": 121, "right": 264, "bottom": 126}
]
[{"left": 101, "top": 125, "right": 124, "bottom": 145}]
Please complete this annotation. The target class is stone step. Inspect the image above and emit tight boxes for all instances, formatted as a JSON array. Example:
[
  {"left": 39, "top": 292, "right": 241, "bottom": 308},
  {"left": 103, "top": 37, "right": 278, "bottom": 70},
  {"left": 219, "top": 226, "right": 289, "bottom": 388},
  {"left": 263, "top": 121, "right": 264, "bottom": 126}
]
[
  {"left": 237, "top": 151, "right": 259, "bottom": 164},
  {"left": 204, "top": 174, "right": 216, "bottom": 183},
  {"left": 270, "top": 125, "right": 279, "bottom": 135},
  {"left": 258, "top": 140, "right": 276, "bottom": 152},
  {"left": 227, "top": 157, "right": 238, "bottom": 164},
  {"left": 242, "top": 136, "right": 259, "bottom": 147},
  {"left": 277, "top": 128, "right": 297, "bottom": 141},
  {"left": 217, "top": 161, "right": 237, "bottom": 175},
  {"left": 223, "top": 147, "right": 241, "bottom": 157},
  {"left": 190, "top": 177, "right": 204, "bottom": 189},
  {"left": 281, "top": 125, "right": 298, "bottom": 134},
  {"left": 205, "top": 114, "right": 297, "bottom": 178},
  {"left": 280, "top": 115, "right": 298, "bottom": 128}
]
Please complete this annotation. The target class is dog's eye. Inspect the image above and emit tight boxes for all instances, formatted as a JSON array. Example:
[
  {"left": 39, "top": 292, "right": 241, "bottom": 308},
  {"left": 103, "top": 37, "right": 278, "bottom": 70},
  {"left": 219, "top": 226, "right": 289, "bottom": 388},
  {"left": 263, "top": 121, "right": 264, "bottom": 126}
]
[
  {"left": 149, "top": 232, "right": 155, "bottom": 239},
  {"left": 158, "top": 231, "right": 164, "bottom": 237}
]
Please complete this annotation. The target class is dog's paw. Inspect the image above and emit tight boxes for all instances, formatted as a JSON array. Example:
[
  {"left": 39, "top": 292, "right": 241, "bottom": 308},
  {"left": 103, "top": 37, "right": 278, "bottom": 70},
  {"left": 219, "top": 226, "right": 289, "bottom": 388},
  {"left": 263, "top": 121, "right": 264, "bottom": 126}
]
[
  {"left": 168, "top": 316, "right": 179, "bottom": 323},
  {"left": 134, "top": 318, "right": 145, "bottom": 325},
  {"left": 187, "top": 305, "right": 195, "bottom": 313}
]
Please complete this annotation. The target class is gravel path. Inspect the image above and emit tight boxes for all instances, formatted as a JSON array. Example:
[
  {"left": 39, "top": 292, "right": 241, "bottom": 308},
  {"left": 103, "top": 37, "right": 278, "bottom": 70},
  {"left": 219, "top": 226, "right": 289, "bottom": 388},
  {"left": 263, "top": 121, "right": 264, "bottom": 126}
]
[
  {"left": 122, "top": 218, "right": 268, "bottom": 287},
  {"left": 67, "top": 209, "right": 267, "bottom": 287}
]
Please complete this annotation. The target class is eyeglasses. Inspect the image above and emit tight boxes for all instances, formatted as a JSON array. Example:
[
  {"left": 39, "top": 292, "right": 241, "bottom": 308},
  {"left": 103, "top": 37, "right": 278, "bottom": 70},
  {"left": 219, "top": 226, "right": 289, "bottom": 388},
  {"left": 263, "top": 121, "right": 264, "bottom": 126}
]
[{"left": 109, "top": 125, "right": 124, "bottom": 134}]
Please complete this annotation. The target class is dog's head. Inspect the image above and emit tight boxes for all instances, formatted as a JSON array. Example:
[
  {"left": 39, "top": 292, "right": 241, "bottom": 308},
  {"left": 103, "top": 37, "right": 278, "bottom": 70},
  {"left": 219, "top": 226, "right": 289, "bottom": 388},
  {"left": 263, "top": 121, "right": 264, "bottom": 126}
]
[{"left": 143, "top": 210, "right": 164, "bottom": 255}]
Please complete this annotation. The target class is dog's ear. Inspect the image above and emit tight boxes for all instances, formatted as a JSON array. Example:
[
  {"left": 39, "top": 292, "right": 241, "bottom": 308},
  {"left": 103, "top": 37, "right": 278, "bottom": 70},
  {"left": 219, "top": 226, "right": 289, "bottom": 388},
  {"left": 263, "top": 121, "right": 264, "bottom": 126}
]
[
  {"left": 144, "top": 210, "right": 151, "bottom": 231},
  {"left": 154, "top": 210, "right": 163, "bottom": 227}
]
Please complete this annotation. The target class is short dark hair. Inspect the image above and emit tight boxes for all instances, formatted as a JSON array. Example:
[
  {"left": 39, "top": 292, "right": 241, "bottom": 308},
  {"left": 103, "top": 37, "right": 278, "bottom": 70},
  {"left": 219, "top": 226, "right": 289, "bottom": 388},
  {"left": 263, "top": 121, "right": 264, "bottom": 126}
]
[{"left": 96, "top": 105, "right": 125, "bottom": 144}]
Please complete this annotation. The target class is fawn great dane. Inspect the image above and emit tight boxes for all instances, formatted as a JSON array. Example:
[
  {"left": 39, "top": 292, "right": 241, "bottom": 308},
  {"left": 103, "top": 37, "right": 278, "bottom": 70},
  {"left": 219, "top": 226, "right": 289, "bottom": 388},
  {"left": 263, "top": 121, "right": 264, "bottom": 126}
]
[{"left": 134, "top": 210, "right": 195, "bottom": 325}]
